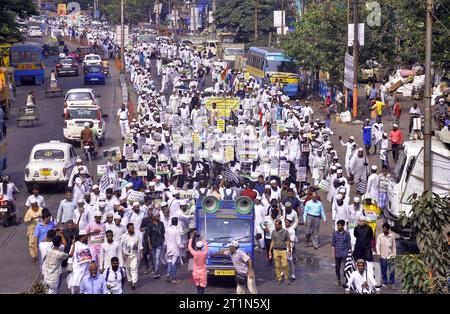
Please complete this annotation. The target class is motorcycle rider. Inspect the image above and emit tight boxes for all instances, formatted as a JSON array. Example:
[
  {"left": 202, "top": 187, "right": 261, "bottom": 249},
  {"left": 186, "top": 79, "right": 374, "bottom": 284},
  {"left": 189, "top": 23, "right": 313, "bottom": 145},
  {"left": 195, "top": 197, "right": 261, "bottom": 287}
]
[
  {"left": 80, "top": 122, "right": 97, "bottom": 154},
  {"left": 0, "top": 175, "right": 19, "bottom": 215},
  {"left": 434, "top": 98, "right": 448, "bottom": 127},
  {"left": 63, "top": 45, "right": 69, "bottom": 55}
]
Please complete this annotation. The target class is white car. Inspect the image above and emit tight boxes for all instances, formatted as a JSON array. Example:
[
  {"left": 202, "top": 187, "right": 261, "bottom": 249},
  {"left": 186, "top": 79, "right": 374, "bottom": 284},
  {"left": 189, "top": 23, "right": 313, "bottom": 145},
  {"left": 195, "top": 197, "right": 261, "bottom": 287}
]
[
  {"left": 64, "top": 88, "right": 100, "bottom": 108},
  {"left": 24, "top": 141, "right": 77, "bottom": 192},
  {"left": 63, "top": 105, "right": 106, "bottom": 145},
  {"left": 83, "top": 54, "right": 102, "bottom": 67},
  {"left": 28, "top": 26, "right": 43, "bottom": 37}
]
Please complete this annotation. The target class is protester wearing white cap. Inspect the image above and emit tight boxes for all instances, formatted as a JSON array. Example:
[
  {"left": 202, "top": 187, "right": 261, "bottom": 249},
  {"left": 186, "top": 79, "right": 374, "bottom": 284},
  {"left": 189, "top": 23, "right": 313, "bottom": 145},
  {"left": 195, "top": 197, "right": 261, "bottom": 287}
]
[
  {"left": 187, "top": 232, "right": 209, "bottom": 294},
  {"left": 366, "top": 164, "right": 380, "bottom": 201},
  {"left": 111, "top": 214, "right": 126, "bottom": 242},
  {"left": 350, "top": 147, "right": 369, "bottom": 195},
  {"left": 212, "top": 240, "right": 258, "bottom": 294},
  {"left": 99, "top": 228, "right": 123, "bottom": 281},
  {"left": 67, "top": 228, "right": 91, "bottom": 294},
  {"left": 122, "top": 201, "right": 146, "bottom": 233},
  {"left": 85, "top": 209, "right": 106, "bottom": 261},
  {"left": 339, "top": 134, "right": 355, "bottom": 177},
  {"left": 120, "top": 220, "right": 143, "bottom": 289},
  {"left": 332, "top": 193, "right": 350, "bottom": 231},
  {"left": 347, "top": 197, "right": 365, "bottom": 251},
  {"left": 73, "top": 199, "right": 90, "bottom": 231}
]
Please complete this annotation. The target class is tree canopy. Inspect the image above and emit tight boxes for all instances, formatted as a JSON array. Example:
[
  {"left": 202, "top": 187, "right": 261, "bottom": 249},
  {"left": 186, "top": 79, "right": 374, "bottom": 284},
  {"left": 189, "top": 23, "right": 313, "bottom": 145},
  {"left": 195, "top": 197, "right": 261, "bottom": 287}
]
[
  {"left": 0, "top": 0, "right": 38, "bottom": 41},
  {"left": 214, "top": 0, "right": 275, "bottom": 43},
  {"left": 282, "top": 0, "right": 450, "bottom": 86}
]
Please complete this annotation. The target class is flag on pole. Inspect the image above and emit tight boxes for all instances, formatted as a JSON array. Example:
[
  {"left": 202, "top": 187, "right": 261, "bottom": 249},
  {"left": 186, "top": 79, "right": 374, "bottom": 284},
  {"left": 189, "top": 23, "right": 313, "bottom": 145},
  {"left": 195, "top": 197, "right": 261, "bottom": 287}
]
[
  {"left": 223, "top": 165, "right": 240, "bottom": 184},
  {"left": 344, "top": 250, "right": 355, "bottom": 284}
]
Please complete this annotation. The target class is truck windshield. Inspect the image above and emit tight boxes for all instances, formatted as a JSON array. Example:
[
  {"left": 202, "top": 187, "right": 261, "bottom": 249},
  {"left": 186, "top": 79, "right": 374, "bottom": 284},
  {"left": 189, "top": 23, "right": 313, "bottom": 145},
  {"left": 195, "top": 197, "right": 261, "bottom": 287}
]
[
  {"left": 205, "top": 218, "right": 251, "bottom": 243},
  {"left": 391, "top": 151, "right": 407, "bottom": 183},
  {"left": 68, "top": 108, "right": 99, "bottom": 120}
]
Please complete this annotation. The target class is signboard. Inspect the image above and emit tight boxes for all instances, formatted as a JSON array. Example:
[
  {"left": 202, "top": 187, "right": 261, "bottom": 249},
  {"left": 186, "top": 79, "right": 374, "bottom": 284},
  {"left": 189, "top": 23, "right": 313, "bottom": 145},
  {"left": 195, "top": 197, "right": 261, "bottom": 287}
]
[
  {"left": 124, "top": 146, "right": 134, "bottom": 160},
  {"left": 217, "top": 119, "right": 225, "bottom": 133},
  {"left": 344, "top": 53, "right": 354, "bottom": 89},
  {"left": 273, "top": 10, "right": 286, "bottom": 28},
  {"left": 115, "top": 25, "right": 130, "bottom": 46},
  {"left": 348, "top": 23, "right": 365, "bottom": 46},
  {"left": 128, "top": 190, "right": 145, "bottom": 204},
  {"left": 225, "top": 146, "right": 234, "bottom": 162},
  {"left": 296, "top": 166, "right": 307, "bottom": 182},
  {"left": 137, "top": 161, "right": 147, "bottom": 176},
  {"left": 156, "top": 162, "right": 170, "bottom": 175},
  {"left": 102, "top": 146, "right": 122, "bottom": 162},
  {"left": 127, "top": 162, "right": 138, "bottom": 173},
  {"left": 205, "top": 97, "right": 239, "bottom": 113},
  {"left": 142, "top": 145, "right": 152, "bottom": 161},
  {"left": 240, "top": 162, "right": 252, "bottom": 178},
  {"left": 179, "top": 190, "right": 195, "bottom": 200},
  {"left": 125, "top": 132, "right": 134, "bottom": 145},
  {"left": 279, "top": 160, "right": 290, "bottom": 179},
  {"left": 97, "top": 165, "right": 106, "bottom": 177}
]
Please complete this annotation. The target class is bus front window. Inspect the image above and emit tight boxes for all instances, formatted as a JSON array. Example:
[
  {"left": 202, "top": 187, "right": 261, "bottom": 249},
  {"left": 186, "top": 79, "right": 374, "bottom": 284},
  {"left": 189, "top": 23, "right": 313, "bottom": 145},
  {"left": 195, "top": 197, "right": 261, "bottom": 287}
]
[{"left": 266, "top": 60, "right": 297, "bottom": 74}]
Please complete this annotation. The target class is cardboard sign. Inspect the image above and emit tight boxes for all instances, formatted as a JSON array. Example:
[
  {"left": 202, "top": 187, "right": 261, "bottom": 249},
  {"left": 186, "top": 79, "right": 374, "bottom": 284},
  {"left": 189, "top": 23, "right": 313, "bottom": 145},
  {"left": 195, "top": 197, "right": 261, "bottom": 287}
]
[
  {"left": 240, "top": 162, "right": 252, "bottom": 178},
  {"left": 128, "top": 190, "right": 145, "bottom": 204},
  {"left": 192, "top": 133, "right": 201, "bottom": 147},
  {"left": 296, "top": 166, "right": 307, "bottom": 182},
  {"left": 97, "top": 165, "right": 106, "bottom": 177},
  {"left": 270, "top": 158, "right": 280, "bottom": 177},
  {"left": 127, "top": 162, "right": 138, "bottom": 173},
  {"left": 124, "top": 145, "right": 134, "bottom": 160},
  {"left": 142, "top": 145, "right": 152, "bottom": 161},
  {"left": 279, "top": 160, "right": 290, "bottom": 179},
  {"left": 179, "top": 190, "right": 194, "bottom": 200},
  {"left": 125, "top": 132, "right": 134, "bottom": 145},
  {"left": 217, "top": 119, "right": 225, "bottom": 133},
  {"left": 137, "top": 161, "right": 147, "bottom": 176},
  {"left": 147, "top": 190, "right": 162, "bottom": 200},
  {"left": 75, "top": 247, "right": 93, "bottom": 264},
  {"left": 156, "top": 162, "right": 170, "bottom": 175},
  {"left": 225, "top": 146, "right": 234, "bottom": 162}
]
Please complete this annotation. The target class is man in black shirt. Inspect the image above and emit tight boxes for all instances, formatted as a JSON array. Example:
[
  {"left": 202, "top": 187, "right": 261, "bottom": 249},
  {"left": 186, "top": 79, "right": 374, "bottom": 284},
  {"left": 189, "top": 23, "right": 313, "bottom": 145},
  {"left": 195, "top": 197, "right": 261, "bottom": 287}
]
[
  {"left": 140, "top": 205, "right": 154, "bottom": 274},
  {"left": 62, "top": 220, "right": 77, "bottom": 267},
  {"left": 145, "top": 212, "right": 165, "bottom": 279}
]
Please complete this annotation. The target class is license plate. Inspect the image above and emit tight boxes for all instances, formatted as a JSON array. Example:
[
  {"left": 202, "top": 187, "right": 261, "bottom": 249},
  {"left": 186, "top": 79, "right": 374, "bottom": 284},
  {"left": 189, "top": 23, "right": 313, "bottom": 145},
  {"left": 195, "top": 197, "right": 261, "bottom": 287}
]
[
  {"left": 214, "top": 270, "right": 235, "bottom": 276},
  {"left": 0, "top": 207, "right": 7, "bottom": 212},
  {"left": 90, "top": 78, "right": 98, "bottom": 81},
  {"left": 40, "top": 170, "right": 51, "bottom": 176}
]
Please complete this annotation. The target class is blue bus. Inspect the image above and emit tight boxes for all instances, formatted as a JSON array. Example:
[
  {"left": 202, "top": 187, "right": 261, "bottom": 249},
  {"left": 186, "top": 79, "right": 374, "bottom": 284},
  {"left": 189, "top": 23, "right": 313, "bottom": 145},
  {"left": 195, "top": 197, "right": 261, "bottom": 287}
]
[
  {"left": 10, "top": 42, "right": 45, "bottom": 85},
  {"left": 246, "top": 47, "right": 300, "bottom": 97},
  {"left": 195, "top": 196, "right": 254, "bottom": 277}
]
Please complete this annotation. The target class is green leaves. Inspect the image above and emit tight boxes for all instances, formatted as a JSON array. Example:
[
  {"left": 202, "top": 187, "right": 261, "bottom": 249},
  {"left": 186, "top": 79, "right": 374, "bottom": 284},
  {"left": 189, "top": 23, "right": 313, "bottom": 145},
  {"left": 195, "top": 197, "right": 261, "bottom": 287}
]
[
  {"left": 401, "top": 191, "right": 450, "bottom": 294},
  {"left": 0, "top": 0, "right": 37, "bottom": 41}
]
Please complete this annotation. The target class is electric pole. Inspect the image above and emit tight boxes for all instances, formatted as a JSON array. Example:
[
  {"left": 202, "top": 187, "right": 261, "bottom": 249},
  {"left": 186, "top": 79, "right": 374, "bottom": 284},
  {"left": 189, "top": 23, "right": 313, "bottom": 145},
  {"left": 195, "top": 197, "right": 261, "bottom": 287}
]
[
  {"left": 255, "top": 0, "right": 258, "bottom": 42},
  {"left": 423, "top": 0, "right": 433, "bottom": 191},
  {"left": 352, "top": 0, "right": 359, "bottom": 118},
  {"left": 281, "top": 0, "right": 285, "bottom": 36},
  {"left": 211, "top": 0, "right": 217, "bottom": 40},
  {"left": 120, "top": 0, "right": 124, "bottom": 74}
]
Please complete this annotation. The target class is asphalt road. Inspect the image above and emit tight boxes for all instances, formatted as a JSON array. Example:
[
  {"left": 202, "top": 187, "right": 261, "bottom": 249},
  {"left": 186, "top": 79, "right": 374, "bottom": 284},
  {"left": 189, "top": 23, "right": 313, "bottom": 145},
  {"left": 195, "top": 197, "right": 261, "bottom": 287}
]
[
  {"left": 0, "top": 36, "right": 419, "bottom": 294},
  {"left": 0, "top": 36, "right": 123, "bottom": 293}
]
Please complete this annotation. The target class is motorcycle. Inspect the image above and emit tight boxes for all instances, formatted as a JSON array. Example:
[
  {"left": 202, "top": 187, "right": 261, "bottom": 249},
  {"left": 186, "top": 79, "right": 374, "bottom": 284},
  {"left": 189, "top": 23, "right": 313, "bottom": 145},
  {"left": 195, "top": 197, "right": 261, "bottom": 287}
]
[
  {"left": 0, "top": 195, "right": 16, "bottom": 228},
  {"left": 82, "top": 140, "right": 98, "bottom": 162}
]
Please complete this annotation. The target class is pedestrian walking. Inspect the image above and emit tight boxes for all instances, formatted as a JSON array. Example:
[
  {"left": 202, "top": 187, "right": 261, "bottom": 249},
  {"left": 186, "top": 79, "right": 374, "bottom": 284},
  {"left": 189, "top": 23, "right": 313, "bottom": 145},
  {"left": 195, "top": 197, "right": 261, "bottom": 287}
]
[
  {"left": 121, "top": 223, "right": 143, "bottom": 290},
  {"left": 42, "top": 236, "right": 69, "bottom": 294},
  {"left": 269, "top": 219, "right": 292, "bottom": 285},
  {"left": 331, "top": 220, "right": 351, "bottom": 286},
  {"left": 376, "top": 223, "right": 397, "bottom": 289},
  {"left": 353, "top": 217, "right": 374, "bottom": 262},
  {"left": 389, "top": 124, "right": 403, "bottom": 162},
  {"left": 303, "top": 192, "right": 327, "bottom": 249},
  {"left": 79, "top": 262, "right": 108, "bottom": 294}
]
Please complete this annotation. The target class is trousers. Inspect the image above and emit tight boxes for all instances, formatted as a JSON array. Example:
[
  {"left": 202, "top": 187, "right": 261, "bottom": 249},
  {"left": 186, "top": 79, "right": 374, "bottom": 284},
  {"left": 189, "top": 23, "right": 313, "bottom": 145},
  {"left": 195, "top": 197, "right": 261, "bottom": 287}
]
[
  {"left": 119, "top": 120, "right": 128, "bottom": 137},
  {"left": 305, "top": 215, "right": 321, "bottom": 247},
  {"left": 236, "top": 275, "right": 258, "bottom": 294},
  {"left": 152, "top": 247, "right": 162, "bottom": 274},
  {"left": 27, "top": 230, "right": 36, "bottom": 258},
  {"left": 380, "top": 258, "right": 395, "bottom": 285},
  {"left": 273, "top": 249, "right": 289, "bottom": 282},
  {"left": 124, "top": 254, "right": 139, "bottom": 284},
  {"left": 335, "top": 256, "right": 344, "bottom": 281}
]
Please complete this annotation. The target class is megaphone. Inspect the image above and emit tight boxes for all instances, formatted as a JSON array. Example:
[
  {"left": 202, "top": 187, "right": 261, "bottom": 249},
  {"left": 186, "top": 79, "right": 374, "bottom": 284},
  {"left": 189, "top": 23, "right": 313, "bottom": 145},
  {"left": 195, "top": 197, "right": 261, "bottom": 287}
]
[
  {"left": 202, "top": 195, "right": 219, "bottom": 213},
  {"left": 235, "top": 196, "right": 253, "bottom": 214}
]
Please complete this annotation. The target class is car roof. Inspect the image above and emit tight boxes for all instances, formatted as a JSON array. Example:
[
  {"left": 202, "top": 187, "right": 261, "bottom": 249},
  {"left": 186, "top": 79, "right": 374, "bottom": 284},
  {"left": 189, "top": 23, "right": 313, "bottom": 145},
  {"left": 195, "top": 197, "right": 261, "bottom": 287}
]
[
  {"left": 85, "top": 54, "right": 101, "bottom": 58},
  {"left": 66, "top": 88, "right": 94, "bottom": 93},
  {"left": 32, "top": 141, "right": 72, "bottom": 152}
]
